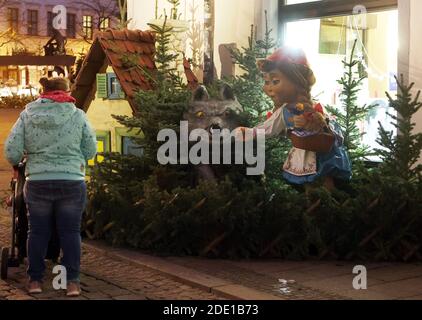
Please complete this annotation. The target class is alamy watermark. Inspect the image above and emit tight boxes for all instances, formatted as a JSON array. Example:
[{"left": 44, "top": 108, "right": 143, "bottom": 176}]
[
  {"left": 157, "top": 122, "right": 266, "bottom": 176},
  {"left": 353, "top": 265, "right": 368, "bottom": 290},
  {"left": 52, "top": 5, "right": 67, "bottom": 30},
  {"left": 52, "top": 265, "right": 67, "bottom": 290}
]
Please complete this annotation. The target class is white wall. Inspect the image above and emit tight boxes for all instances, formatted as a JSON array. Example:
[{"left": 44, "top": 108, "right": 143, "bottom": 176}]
[{"left": 399, "top": 0, "right": 422, "bottom": 163}]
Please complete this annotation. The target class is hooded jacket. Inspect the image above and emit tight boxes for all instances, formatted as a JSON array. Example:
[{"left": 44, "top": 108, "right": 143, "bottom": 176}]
[{"left": 4, "top": 98, "right": 97, "bottom": 181}]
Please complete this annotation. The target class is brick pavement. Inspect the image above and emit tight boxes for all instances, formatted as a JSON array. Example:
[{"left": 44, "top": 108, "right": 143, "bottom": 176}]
[{"left": 0, "top": 213, "right": 224, "bottom": 300}]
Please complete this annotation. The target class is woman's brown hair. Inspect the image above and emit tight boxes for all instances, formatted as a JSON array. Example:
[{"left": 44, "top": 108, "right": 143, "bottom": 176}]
[{"left": 39, "top": 77, "right": 70, "bottom": 93}]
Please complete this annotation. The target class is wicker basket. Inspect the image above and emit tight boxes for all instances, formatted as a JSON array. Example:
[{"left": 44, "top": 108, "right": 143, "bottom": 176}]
[{"left": 288, "top": 132, "right": 335, "bottom": 153}]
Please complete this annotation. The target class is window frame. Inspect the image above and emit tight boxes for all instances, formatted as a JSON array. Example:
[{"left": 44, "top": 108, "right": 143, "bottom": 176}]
[
  {"left": 278, "top": 0, "right": 398, "bottom": 42},
  {"left": 115, "top": 127, "right": 144, "bottom": 158},
  {"left": 107, "top": 73, "right": 125, "bottom": 100},
  {"left": 87, "top": 130, "right": 111, "bottom": 168},
  {"left": 27, "top": 9, "right": 39, "bottom": 36},
  {"left": 8, "top": 8, "right": 19, "bottom": 34}
]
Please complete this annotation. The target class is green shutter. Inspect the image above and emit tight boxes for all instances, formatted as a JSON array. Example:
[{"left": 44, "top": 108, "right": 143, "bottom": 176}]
[{"left": 96, "top": 74, "right": 108, "bottom": 98}]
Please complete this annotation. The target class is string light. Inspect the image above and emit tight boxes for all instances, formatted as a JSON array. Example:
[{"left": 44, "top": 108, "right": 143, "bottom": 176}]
[{"left": 349, "top": 15, "right": 390, "bottom": 81}]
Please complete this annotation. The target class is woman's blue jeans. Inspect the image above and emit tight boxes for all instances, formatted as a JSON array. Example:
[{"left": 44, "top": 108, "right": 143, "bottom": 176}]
[{"left": 23, "top": 180, "right": 87, "bottom": 283}]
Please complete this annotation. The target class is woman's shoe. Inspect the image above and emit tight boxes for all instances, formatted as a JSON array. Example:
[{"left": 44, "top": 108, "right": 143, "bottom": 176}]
[
  {"left": 27, "top": 281, "right": 43, "bottom": 294},
  {"left": 66, "top": 282, "right": 81, "bottom": 297}
]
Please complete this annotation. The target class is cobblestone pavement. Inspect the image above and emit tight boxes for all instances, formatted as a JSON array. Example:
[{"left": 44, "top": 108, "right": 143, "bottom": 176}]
[
  {"left": 166, "top": 258, "right": 349, "bottom": 300},
  {"left": 0, "top": 213, "right": 223, "bottom": 300}
]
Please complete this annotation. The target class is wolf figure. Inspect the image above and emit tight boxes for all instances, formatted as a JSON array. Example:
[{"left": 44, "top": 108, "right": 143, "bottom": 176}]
[{"left": 183, "top": 84, "right": 244, "bottom": 182}]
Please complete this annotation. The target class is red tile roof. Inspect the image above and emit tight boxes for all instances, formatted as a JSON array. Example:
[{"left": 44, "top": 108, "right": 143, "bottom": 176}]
[{"left": 71, "top": 29, "right": 156, "bottom": 112}]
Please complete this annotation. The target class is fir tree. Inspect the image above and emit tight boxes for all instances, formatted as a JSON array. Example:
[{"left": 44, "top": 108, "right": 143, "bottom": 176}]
[
  {"left": 326, "top": 40, "right": 374, "bottom": 162},
  {"left": 376, "top": 75, "right": 422, "bottom": 183},
  {"left": 114, "top": 17, "right": 190, "bottom": 166},
  {"left": 227, "top": 11, "right": 275, "bottom": 122}
]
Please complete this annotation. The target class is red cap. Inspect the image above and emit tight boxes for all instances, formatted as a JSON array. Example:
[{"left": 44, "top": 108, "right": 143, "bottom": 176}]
[{"left": 266, "top": 47, "right": 309, "bottom": 67}]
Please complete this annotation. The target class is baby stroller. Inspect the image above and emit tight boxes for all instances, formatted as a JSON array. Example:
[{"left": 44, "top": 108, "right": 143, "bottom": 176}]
[{"left": 1, "top": 160, "right": 61, "bottom": 280}]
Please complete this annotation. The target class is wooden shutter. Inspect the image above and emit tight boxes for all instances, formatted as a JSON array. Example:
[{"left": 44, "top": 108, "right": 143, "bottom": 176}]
[{"left": 96, "top": 73, "right": 108, "bottom": 98}]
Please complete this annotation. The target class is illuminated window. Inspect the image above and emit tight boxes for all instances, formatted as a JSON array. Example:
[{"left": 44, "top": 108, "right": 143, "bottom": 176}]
[
  {"left": 83, "top": 15, "right": 93, "bottom": 39},
  {"left": 88, "top": 131, "right": 110, "bottom": 167},
  {"left": 280, "top": 0, "right": 398, "bottom": 155},
  {"left": 99, "top": 17, "right": 110, "bottom": 31}
]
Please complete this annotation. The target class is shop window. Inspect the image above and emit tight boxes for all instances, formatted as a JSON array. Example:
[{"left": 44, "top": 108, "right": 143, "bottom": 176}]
[{"left": 280, "top": 0, "right": 398, "bottom": 156}]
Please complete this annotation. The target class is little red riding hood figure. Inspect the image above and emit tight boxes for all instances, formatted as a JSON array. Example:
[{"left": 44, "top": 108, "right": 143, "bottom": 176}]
[{"left": 237, "top": 47, "right": 352, "bottom": 190}]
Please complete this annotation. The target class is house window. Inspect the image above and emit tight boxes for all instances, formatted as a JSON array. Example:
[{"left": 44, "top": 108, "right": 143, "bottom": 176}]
[
  {"left": 27, "top": 10, "right": 38, "bottom": 36},
  {"left": 47, "top": 12, "right": 55, "bottom": 37},
  {"left": 96, "top": 73, "right": 125, "bottom": 100},
  {"left": 99, "top": 17, "right": 110, "bottom": 31},
  {"left": 122, "top": 137, "right": 144, "bottom": 158},
  {"left": 83, "top": 15, "right": 93, "bottom": 39},
  {"left": 107, "top": 73, "right": 125, "bottom": 100},
  {"left": 67, "top": 13, "right": 76, "bottom": 38},
  {"left": 279, "top": 0, "right": 398, "bottom": 154},
  {"left": 115, "top": 128, "right": 144, "bottom": 158},
  {"left": 8, "top": 8, "right": 19, "bottom": 34},
  {"left": 87, "top": 131, "right": 111, "bottom": 167}
]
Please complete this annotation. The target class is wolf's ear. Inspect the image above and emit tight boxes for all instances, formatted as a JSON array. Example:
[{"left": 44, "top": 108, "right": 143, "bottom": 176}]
[
  {"left": 220, "top": 83, "right": 235, "bottom": 101},
  {"left": 193, "top": 85, "right": 210, "bottom": 101}
]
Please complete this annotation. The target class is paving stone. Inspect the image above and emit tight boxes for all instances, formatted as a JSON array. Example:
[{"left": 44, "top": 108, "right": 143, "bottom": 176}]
[
  {"left": 83, "top": 292, "right": 112, "bottom": 299},
  {"left": 113, "top": 295, "right": 146, "bottom": 300}
]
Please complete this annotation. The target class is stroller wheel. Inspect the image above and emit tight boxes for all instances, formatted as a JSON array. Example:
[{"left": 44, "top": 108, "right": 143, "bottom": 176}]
[{"left": 1, "top": 247, "right": 9, "bottom": 280}]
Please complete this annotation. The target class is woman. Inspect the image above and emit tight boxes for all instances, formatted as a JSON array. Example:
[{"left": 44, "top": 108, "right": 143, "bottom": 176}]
[
  {"left": 237, "top": 47, "right": 351, "bottom": 190},
  {"left": 4, "top": 77, "right": 97, "bottom": 296}
]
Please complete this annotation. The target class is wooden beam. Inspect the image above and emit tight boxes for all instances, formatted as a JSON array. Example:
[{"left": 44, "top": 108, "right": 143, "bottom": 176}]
[
  {"left": 0, "top": 55, "right": 76, "bottom": 66},
  {"left": 279, "top": 0, "right": 398, "bottom": 23}
]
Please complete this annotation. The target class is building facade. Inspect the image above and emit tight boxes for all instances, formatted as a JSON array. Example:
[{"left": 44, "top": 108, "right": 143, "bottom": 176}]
[{"left": 0, "top": 0, "right": 118, "bottom": 92}]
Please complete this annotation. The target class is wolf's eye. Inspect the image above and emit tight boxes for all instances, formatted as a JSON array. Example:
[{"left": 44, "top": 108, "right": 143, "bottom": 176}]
[
  {"left": 224, "top": 110, "right": 231, "bottom": 116},
  {"left": 196, "top": 111, "right": 205, "bottom": 118}
]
